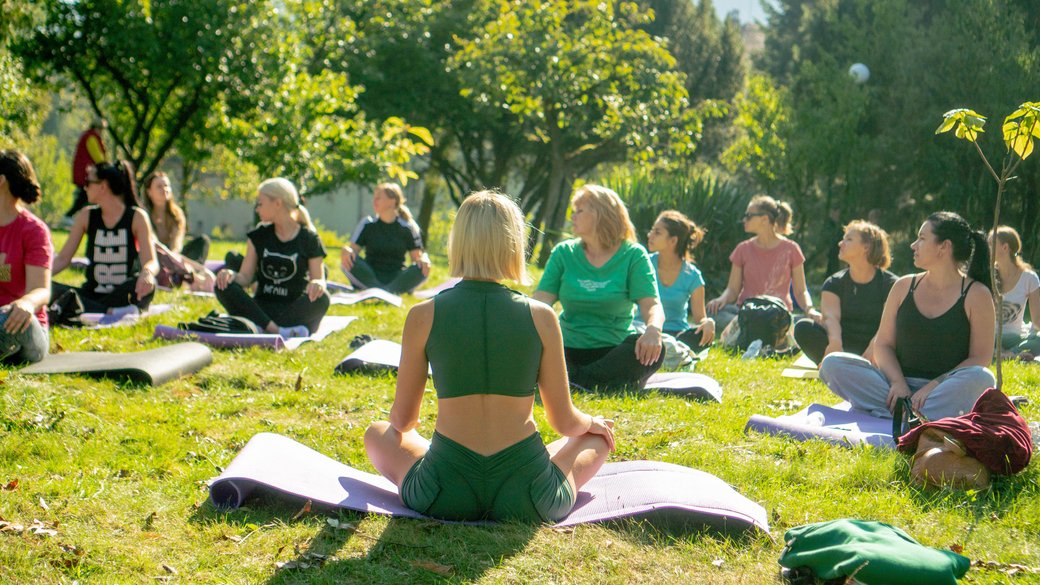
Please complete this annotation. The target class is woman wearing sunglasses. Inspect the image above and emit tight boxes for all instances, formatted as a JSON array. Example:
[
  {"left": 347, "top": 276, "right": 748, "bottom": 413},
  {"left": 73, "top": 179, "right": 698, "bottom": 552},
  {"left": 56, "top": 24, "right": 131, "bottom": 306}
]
[
  {"left": 52, "top": 160, "right": 159, "bottom": 314},
  {"left": 706, "top": 195, "right": 816, "bottom": 333}
]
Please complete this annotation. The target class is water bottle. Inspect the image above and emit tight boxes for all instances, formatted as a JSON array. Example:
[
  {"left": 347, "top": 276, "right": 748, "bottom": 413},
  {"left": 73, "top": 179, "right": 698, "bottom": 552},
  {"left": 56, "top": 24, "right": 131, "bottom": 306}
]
[{"left": 741, "top": 339, "right": 763, "bottom": 360}]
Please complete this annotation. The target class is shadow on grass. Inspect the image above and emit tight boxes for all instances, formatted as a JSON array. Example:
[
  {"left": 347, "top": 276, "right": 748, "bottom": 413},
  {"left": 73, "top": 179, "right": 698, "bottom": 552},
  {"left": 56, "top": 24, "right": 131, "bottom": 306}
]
[
  {"left": 188, "top": 490, "right": 538, "bottom": 583},
  {"left": 263, "top": 517, "right": 538, "bottom": 584}
]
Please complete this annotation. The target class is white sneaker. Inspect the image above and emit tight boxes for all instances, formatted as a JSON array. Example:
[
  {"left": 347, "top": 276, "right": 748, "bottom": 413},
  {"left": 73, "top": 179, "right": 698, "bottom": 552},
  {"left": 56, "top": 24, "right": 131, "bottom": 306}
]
[
  {"left": 278, "top": 325, "right": 310, "bottom": 339},
  {"left": 107, "top": 305, "right": 141, "bottom": 320}
]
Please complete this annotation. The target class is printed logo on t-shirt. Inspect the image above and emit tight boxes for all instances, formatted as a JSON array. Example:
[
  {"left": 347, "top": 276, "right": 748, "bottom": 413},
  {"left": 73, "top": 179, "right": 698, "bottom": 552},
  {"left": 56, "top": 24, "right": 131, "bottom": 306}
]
[
  {"left": 0, "top": 253, "right": 9, "bottom": 282},
  {"left": 577, "top": 279, "right": 609, "bottom": 292},
  {"left": 1001, "top": 299, "right": 1024, "bottom": 326},
  {"left": 260, "top": 249, "right": 297, "bottom": 297},
  {"left": 93, "top": 228, "right": 130, "bottom": 293}
]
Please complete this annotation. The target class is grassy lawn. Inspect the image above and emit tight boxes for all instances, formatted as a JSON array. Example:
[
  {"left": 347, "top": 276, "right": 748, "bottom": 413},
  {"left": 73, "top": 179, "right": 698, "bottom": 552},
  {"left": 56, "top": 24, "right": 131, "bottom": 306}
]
[{"left": 1, "top": 236, "right": 1038, "bottom": 583}]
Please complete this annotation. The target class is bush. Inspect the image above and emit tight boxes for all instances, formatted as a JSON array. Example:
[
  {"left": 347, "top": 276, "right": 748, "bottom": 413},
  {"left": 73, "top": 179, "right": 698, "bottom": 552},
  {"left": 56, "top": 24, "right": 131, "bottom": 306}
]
[{"left": 600, "top": 166, "right": 754, "bottom": 294}]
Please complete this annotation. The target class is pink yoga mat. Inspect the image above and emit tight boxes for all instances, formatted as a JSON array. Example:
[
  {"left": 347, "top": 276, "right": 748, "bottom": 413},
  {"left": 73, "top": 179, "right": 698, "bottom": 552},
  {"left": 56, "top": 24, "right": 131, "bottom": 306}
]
[{"left": 209, "top": 433, "right": 769, "bottom": 533}]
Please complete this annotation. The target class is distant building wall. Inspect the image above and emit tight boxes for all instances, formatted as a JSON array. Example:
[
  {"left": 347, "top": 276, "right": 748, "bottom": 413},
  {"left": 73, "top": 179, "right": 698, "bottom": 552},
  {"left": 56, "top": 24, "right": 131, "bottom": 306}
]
[{"left": 180, "top": 182, "right": 426, "bottom": 240}]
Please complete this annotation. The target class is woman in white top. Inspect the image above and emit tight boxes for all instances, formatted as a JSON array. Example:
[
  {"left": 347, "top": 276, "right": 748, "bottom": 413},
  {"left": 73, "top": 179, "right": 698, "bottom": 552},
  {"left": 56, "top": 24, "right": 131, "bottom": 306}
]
[{"left": 991, "top": 226, "right": 1040, "bottom": 355}]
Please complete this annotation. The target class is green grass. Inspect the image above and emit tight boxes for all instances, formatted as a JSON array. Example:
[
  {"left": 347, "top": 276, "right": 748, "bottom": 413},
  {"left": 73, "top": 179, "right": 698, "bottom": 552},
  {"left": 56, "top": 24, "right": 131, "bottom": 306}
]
[{"left": 1, "top": 237, "right": 1038, "bottom": 583}]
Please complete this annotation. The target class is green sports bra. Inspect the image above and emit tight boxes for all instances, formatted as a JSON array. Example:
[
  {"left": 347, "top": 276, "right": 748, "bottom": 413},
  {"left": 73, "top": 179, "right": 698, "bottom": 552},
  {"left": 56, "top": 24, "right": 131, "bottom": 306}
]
[{"left": 425, "top": 279, "right": 542, "bottom": 398}]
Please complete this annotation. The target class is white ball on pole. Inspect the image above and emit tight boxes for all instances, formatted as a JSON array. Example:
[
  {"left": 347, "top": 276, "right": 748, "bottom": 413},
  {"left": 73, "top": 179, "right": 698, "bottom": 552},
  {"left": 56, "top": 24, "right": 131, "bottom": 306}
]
[{"left": 848, "top": 63, "right": 870, "bottom": 84}]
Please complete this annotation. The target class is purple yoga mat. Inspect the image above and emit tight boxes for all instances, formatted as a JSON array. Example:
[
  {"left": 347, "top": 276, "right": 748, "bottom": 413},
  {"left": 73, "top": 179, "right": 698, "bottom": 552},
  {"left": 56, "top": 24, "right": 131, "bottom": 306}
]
[
  {"left": 154, "top": 315, "right": 356, "bottom": 350},
  {"left": 209, "top": 433, "right": 769, "bottom": 533},
  {"left": 78, "top": 304, "right": 175, "bottom": 329},
  {"left": 745, "top": 402, "right": 895, "bottom": 448}
]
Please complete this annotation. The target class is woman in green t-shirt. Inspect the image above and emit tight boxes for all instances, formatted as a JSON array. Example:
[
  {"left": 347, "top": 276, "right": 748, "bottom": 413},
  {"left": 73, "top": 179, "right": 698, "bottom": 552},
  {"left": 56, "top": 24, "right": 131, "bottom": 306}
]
[{"left": 533, "top": 184, "right": 665, "bottom": 391}]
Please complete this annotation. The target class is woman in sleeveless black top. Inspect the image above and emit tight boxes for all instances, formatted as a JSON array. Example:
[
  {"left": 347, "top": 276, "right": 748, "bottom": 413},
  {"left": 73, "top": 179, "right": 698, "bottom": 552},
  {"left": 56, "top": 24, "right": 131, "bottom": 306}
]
[
  {"left": 52, "top": 161, "right": 159, "bottom": 314},
  {"left": 818, "top": 212, "right": 995, "bottom": 421}
]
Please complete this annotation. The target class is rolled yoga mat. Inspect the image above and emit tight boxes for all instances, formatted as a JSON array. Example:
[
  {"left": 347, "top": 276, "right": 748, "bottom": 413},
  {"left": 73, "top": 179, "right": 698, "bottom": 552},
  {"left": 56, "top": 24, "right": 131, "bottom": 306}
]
[
  {"left": 745, "top": 402, "right": 895, "bottom": 448},
  {"left": 209, "top": 432, "right": 769, "bottom": 533},
  {"left": 154, "top": 315, "right": 356, "bottom": 350},
  {"left": 334, "top": 340, "right": 721, "bottom": 402},
  {"left": 20, "top": 341, "right": 212, "bottom": 386}
]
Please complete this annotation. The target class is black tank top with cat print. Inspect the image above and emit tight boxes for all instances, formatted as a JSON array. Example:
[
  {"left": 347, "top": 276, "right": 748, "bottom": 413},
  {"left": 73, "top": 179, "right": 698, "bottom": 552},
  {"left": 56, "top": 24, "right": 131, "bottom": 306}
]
[{"left": 246, "top": 223, "right": 327, "bottom": 303}]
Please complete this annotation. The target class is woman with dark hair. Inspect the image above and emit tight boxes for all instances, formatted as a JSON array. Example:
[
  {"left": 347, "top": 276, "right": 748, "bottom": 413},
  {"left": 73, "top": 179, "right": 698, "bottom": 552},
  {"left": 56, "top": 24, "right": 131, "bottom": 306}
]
[
  {"left": 532, "top": 185, "right": 664, "bottom": 391},
  {"left": 793, "top": 220, "right": 897, "bottom": 365},
  {"left": 644, "top": 210, "right": 714, "bottom": 352},
  {"left": 52, "top": 160, "right": 159, "bottom": 314},
  {"left": 341, "top": 183, "right": 430, "bottom": 294},
  {"left": 706, "top": 194, "right": 816, "bottom": 333},
  {"left": 142, "top": 172, "right": 210, "bottom": 263},
  {"left": 819, "top": 212, "right": 996, "bottom": 421},
  {"left": 0, "top": 150, "right": 52, "bottom": 363}
]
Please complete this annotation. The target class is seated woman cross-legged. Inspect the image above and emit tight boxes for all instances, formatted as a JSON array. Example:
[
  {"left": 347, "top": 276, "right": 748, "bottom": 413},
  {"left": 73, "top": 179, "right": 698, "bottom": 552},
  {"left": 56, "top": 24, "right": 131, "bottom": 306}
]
[
  {"left": 532, "top": 185, "right": 664, "bottom": 391},
  {"left": 341, "top": 183, "right": 430, "bottom": 294},
  {"left": 990, "top": 225, "right": 1040, "bottom": 355},
  {"left": 644, "top": 210, "right": 714, "bottom": 353},
  {"left": 52, "top": 160, "right": 158, "bottom": 315},
  {"left": 706, "top": 194, "right": 817, "bottom": 335},
  {"left": 819, "top": 212, "right": 996, "bottom": 421},
  {"left": 214, "top": 178, "right": 329, "bottom": 338},
  {"left": 793, "top": 220, "right": 897, "bottom": 365},
  {"left": 365, "top": 191, "right": 615, "bottom": 522},
  {"left": 0, "top": 150, "right": 53, "bottom": 364}
]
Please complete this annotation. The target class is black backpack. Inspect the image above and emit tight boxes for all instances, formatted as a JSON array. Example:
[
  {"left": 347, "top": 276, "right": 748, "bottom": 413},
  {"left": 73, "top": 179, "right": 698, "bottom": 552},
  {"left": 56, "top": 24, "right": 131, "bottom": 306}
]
[
  {"left": 47, "top": 288, "right": 85, "bottom": 327},
  {"left": 735, "top": 295, "right": 792, "bottom": 351},
  {"left": 178, "top": 311, "right": 260, "bottom": 335}
]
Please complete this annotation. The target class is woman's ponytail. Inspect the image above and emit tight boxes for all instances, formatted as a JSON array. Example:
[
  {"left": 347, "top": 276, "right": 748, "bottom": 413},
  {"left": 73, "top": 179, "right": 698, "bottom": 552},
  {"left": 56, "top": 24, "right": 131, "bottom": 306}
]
[{"left": 966, "top": 230, "right": 991, "bottom": 288}]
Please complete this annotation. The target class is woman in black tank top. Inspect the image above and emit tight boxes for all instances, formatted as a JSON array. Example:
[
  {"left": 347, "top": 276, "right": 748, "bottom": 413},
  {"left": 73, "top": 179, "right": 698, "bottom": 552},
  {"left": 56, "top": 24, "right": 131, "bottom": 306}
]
[
  {"left": 818, "top": 212, "right": 995, "bottom": 422},
  {"left": 51, "top": 161, "right": 159, "bottom": 314}
]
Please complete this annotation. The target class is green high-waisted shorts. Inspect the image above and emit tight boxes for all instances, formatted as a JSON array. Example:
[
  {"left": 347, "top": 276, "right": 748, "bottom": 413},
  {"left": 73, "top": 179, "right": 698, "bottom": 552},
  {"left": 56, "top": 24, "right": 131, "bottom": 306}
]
[{"left": 400, "top": 431, "right": 575, "bottom": 523}]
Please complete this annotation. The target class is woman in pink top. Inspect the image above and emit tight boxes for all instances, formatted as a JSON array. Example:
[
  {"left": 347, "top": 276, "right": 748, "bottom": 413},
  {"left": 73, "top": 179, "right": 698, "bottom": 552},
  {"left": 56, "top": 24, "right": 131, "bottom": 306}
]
[
  {"left": 0, "top": 150, "right": 52, "bottom": 364},
  {"left": 706, "top": 195, "right": 817, "bottom": 333}
]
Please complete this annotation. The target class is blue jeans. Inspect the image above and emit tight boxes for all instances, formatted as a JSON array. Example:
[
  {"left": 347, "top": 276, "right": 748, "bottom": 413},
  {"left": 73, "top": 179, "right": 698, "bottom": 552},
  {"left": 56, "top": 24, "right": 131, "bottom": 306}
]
[
  {"left": 0, "top": 311, "right": 49, "bottom": 364},
  {"left": 818, "top": 352, "right": 994, "bottom": 421}
]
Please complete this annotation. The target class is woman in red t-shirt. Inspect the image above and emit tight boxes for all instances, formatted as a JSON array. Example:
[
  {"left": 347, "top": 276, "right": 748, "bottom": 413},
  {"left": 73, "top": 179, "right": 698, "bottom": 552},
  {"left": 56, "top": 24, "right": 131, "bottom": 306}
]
[{"left": 0, "top": 150, "right": 53, "bottom": 363}]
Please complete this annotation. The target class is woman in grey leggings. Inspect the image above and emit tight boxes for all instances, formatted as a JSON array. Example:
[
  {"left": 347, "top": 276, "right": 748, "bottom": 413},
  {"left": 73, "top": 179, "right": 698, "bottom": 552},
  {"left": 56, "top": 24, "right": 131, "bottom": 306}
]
[{"left": 819, "top": 212, "right": 995, "bottom": 421}]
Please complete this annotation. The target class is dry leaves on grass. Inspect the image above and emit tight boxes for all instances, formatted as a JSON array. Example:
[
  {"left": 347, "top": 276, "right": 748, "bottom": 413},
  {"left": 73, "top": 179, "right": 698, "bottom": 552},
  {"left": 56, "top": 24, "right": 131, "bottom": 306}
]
[
  {"left": 50, "top": 544, "right": 85, "bottom": 569},
  {"left": 973, "top": 559, "right": 1040, "bottom": 576},
  {"left": 291, "top": 500, "right": 312, "bottom": 521},
  {"left": 411, "top": 559, "right": 453, "bottom": 576},
  {"left": 0, "top": 518, "right": 59, "bottom": 537},
  {"left": 275, "top": 551, "right": 328, "bottom": 571},
  {"left": 3, "top": 479, "right": 17, "bottom": 490}
]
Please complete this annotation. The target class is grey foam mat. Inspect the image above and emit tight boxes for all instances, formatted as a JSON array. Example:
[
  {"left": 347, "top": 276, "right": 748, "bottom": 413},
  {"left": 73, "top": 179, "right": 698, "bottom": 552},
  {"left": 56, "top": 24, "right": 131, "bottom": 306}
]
[
  {"left": 20, "top": 341, "right": 212, "bottom": 385},
  {"left": 209, "top": 432, "right": 768, "bottom": 533}
]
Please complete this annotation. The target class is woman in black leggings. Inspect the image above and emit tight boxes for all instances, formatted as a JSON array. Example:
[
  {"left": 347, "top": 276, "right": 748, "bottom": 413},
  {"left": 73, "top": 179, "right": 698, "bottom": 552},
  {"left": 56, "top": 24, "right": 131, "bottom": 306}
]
[{"left": 214, "top": 178, "right": 329, "bottom": 338}]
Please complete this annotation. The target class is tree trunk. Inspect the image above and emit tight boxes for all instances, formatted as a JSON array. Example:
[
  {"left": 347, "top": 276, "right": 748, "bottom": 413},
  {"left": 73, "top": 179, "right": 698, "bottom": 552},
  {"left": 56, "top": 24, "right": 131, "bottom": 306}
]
[{"left": 417, "top": 184, "right": 437, "bottom": 248}]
